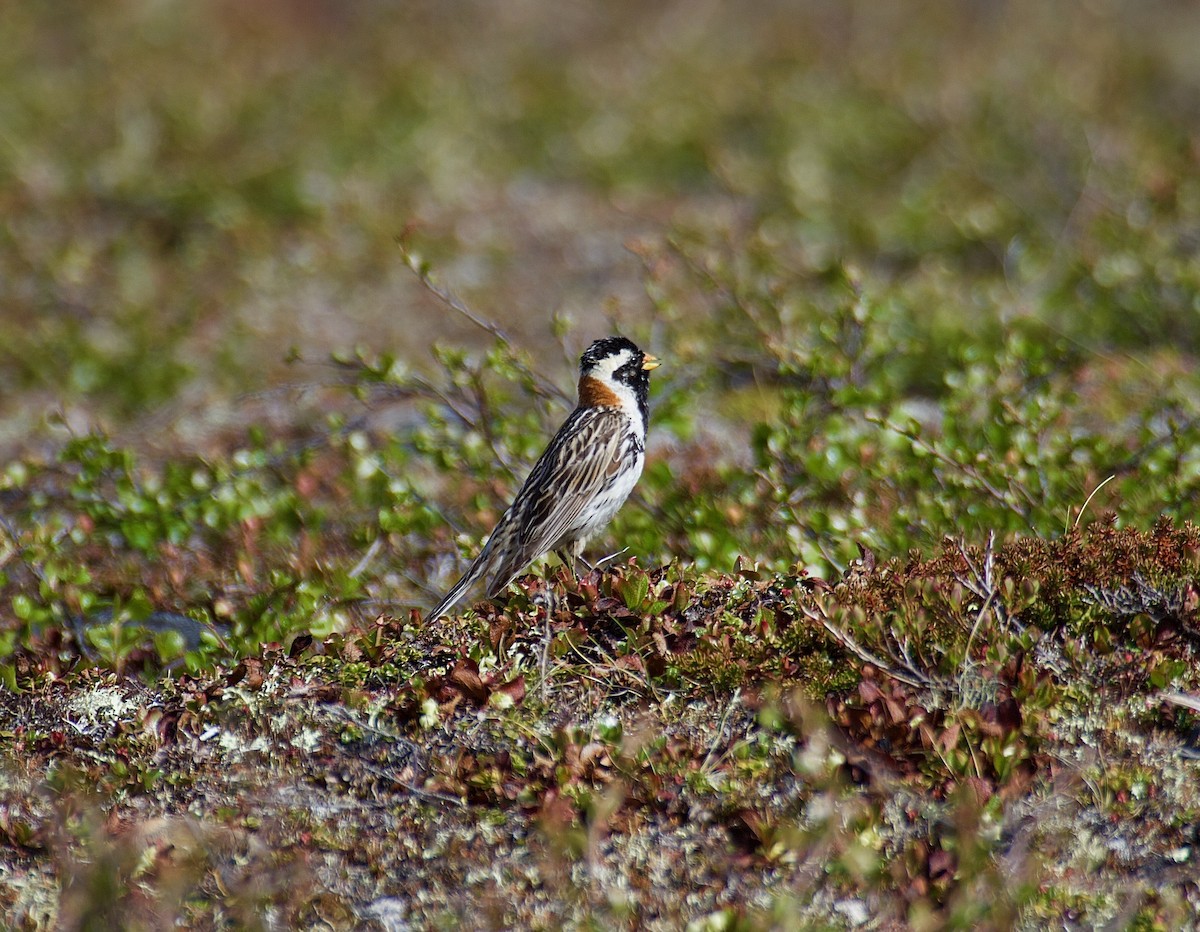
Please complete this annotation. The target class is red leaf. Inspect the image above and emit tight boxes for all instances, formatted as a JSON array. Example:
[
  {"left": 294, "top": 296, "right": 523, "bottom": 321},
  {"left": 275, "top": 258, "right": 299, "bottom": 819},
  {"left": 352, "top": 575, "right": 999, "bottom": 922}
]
[
  {"left": 495, "top": 675, "right": 526, "bottom": 705},
  {"left": 858, "top": 680, "right": 883, "bottom": 704},
  {"left": 448, "top": 659, "right": 489, "bottom": 704}
]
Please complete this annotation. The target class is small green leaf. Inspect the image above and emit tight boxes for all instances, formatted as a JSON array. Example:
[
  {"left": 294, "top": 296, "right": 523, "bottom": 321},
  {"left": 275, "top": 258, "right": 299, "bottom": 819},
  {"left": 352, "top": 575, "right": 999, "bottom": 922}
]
[{"left": 617, "top": 571, "right": 650, "bottom": 611}]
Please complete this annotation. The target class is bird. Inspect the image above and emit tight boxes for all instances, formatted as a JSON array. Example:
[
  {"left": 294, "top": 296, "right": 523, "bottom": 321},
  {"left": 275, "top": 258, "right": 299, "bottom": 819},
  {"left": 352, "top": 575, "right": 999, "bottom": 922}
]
[{"left": 426, "top": 336, "right": 660, "bottom": 622}]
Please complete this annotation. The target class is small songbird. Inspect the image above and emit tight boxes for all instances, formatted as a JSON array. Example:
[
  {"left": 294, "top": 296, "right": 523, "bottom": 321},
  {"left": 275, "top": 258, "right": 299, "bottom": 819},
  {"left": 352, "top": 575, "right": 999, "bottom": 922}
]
[{"left": 426, "top": 336, "right": 660, "bottom": 621}]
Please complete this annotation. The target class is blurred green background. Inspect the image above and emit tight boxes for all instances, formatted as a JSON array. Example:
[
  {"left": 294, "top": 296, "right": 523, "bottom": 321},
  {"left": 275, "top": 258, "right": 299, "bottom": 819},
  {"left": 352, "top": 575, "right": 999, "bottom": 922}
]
[
  {"left": 3, "top": 0, "right": 1199, "bottom": 459},
  {"left": 6, "top": 6, "right": 1200, "bottom": 925}
]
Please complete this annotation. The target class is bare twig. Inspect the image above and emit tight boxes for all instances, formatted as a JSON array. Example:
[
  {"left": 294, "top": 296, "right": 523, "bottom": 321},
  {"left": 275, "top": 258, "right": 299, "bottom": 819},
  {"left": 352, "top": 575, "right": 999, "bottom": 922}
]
[
  {"left": 954, "top": 533, "right": 991, "bottom": 603},
  {"left": 701, "top": 688, "right": 742, "bottom": 774},
  {"left": 800, "top": 601, "right": 931, "bottom": 689},
  {"left": 539, "top": 610, "right": 553, "bottom": 703},
  {"left": 955, "top": 532, "right": 1025, "bottom": 646},
  {"left": 395, "top": 239, "right": 572, "bottom": 406},
  {"left": 1159, "top": 691, "right": 1200, "bottom": 715},
  {"left": 357, "top": 761, "right": 466, "bottom": 809},
  {"left": 963, "top": 586, "right": 998, "bottom": 665},
  {"left": 870, "top": 414, "right": 1033, "bottom": 524},
  {"left": 468, "top": 367, "right": 520, "bottom": 480},
  {"left": 349, "top": 536, "right": 384, "bottom": 580},
  {"left": 1108, "top": 411, "right": 1200, "bottom": 476}
]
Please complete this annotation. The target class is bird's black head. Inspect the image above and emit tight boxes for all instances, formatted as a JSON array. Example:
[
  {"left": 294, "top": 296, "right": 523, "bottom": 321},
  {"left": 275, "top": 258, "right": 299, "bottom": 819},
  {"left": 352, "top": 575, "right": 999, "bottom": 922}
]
[
  {"left": 578, "top": 336, "right": 659, "bottom": 423},
  {"left": 580, "top": 336, "right": 640, "bottom": 368}
]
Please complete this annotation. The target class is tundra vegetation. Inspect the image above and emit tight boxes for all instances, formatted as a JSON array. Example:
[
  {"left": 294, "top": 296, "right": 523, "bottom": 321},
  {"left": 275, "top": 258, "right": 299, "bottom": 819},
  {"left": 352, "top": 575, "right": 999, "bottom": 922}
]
[{"left": 2, "top": 2, "right": 1200, "bottom": 928}]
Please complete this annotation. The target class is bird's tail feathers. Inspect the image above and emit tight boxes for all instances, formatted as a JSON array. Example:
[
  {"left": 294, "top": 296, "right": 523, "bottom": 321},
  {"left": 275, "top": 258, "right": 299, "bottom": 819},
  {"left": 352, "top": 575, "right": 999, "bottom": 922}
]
[{"left": 425, "top": 548, "right": 492, "bottom": 622}]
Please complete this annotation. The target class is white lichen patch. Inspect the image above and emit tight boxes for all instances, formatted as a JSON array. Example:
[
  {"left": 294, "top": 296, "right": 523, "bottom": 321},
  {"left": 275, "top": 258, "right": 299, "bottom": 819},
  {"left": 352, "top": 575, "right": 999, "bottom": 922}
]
[
  {"left": 65, "top": 686, "right": 137, "bottom": 727},
  {"left": 4, "top": 862, "right": 61, "bottom": 930},
  {"left": 290, "top": 726, "right": 324, "bottom": 752},
  {"left": 217, "top": 729, "right": 270, "bottom": 757}
]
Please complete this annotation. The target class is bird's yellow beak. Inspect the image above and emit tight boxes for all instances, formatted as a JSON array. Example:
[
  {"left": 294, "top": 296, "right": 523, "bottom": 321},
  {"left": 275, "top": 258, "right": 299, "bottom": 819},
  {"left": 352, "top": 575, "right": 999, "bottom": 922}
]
[{"left": 642, "top": 354, "right": 661, "bottom": 371}]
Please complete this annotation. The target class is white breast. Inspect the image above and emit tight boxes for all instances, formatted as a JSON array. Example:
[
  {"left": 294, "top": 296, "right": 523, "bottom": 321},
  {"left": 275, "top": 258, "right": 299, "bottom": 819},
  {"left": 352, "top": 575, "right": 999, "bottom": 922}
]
[{"left": 561, "top": 434, "right": 645, "bottom": 548}]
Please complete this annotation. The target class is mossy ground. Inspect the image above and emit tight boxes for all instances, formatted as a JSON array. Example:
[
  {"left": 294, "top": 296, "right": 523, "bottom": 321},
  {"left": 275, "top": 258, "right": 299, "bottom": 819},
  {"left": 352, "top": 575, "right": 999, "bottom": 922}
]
[{"left": 3, "top": 2, "right": 1200, "bottom": 929}]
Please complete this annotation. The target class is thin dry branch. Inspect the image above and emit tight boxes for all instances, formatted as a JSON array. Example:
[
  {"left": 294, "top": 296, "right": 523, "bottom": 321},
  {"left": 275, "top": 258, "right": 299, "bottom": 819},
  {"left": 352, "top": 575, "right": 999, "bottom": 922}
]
[
  {"left": 799, "top": 600, "right": 931, "bottom": 690},
  {"left": 396, "top": 238, "right": 573, "bottom": 406}
]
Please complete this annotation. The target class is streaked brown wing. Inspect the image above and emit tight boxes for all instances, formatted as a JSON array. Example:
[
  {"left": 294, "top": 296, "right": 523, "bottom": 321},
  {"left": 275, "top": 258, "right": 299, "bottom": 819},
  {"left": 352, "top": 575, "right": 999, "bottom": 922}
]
[{"left": 486, "top": 406, "right": 627, "bottom": 588}]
